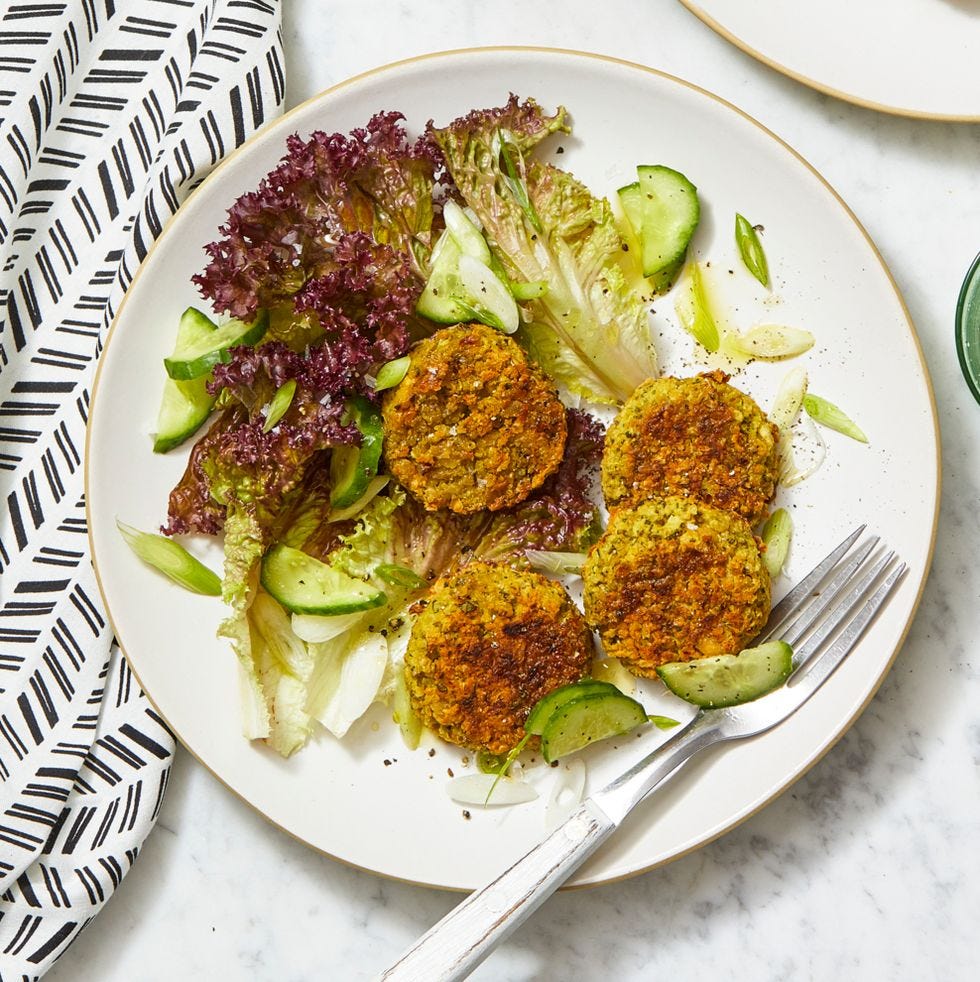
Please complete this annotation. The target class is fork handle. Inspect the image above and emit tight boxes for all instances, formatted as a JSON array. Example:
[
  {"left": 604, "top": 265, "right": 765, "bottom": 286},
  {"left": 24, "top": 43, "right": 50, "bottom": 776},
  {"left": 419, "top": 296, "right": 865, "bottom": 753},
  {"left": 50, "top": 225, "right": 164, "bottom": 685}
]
[
  {"left": 378, "top": 716, "right": 712, "bottom": 982},
  {"left": 378, "top": 798, "right": 615, "bottom": 982}
]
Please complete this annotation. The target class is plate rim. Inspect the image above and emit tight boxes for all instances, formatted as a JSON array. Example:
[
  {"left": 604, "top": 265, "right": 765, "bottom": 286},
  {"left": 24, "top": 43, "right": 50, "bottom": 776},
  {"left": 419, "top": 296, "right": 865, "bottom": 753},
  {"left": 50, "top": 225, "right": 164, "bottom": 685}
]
[
  {"left": 85, "top": 45, "right": 942, "bottom": 891},
  {"left": 678, "top": 0, "right": 980, "bottom": 123}
]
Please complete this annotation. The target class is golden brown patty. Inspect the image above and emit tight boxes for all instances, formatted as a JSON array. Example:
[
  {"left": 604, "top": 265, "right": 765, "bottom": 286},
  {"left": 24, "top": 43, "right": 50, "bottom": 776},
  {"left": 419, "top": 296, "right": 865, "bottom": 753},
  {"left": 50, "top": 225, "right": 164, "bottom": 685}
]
[
  {"left": 405, "top": 562, "right": 593, "bottom": 754},
  {"left": 382, "top": 324, "right": 567, "bottom": 513},
  {"left": 601, "top": 370, "right": 779, "bottom": 526},
  {"left": 583, "top": 496, "right": 770, "bottom": 676}
]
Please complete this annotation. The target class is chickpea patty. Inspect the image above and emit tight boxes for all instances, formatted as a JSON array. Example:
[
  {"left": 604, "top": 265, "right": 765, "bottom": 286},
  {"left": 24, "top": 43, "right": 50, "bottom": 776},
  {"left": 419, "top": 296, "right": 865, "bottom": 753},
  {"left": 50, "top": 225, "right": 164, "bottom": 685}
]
[
  {"left": 601, "top": 371, "right": 779, "bottom": 526},
  {"left": 382, "top": 324, "right": 567, "bottom": 514},
  {"left": 404, "top": 562, "right": 593, "bottom": 755},
  {"left": 583, "top": 496, "right": 770, "bottom": 677}
]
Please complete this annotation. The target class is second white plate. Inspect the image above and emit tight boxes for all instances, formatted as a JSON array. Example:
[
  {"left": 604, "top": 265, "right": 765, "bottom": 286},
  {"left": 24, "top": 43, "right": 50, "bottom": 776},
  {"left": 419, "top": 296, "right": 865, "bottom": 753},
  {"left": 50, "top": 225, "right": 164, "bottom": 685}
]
[{"left": 681, "top": 0, "right": 980, "bottom": 120}]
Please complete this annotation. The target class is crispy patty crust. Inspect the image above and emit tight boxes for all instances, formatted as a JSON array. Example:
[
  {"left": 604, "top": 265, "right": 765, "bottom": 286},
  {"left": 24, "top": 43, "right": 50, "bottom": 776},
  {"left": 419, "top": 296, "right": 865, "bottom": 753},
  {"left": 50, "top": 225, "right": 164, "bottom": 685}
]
[
  {"left": 583, "top": 496, "right": 770, "bottom": 676},
  {"left": 405, "top": 562, "right": 593, "bottom": 754},
  {"left": 601, "top": 371, "right": 779, "bottom": 526},
  {"left": 382, "top": 324, "right": 567, "bottom": 514}
]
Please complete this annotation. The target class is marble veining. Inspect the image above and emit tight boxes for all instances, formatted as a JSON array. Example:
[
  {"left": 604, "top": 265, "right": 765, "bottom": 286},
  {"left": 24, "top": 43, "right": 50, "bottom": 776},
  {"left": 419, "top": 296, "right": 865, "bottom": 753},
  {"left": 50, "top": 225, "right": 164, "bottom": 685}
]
[{"left": 48, "top": 1, "right": 980, "bottom": 979}]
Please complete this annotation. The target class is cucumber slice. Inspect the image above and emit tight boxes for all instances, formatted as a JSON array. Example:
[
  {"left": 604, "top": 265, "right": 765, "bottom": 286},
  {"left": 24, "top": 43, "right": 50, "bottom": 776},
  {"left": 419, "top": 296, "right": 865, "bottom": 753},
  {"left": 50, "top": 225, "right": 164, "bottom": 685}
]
[
  {"left": 539, "top": 690, "right": 649, "bottom": 763},
  {"left": 447, "top": 206, "right": 519, "bottom": 302},
  {"left": 416, "top": 230, "right": 519, "bottom": 333},
  {"left": 153, "top": 307, "right": 219, "bottom": 453},
  {"left": 443, "top": 199, "right": 492, "bottom": 263},
  {"left": 636, "top": 165, "right": 700, "bottom": 277},
  {"left": 153, "top": 378, "right": 215, "bottom": 453},
  {"left": 524, "top": 680, "right": 624, "bottom": 736},
  {"left": 617, "top": 181, "right": 685, "bottom": 293},
  {"left": 260, "top": 544, "right": 387, "bottom": 615},
  {"left": 416, "top": 233, "right": 473, "bottom": 324},
  {"left": 329, "top": 397, "right": 384, "bottom": 508},
  {"left": 173, "top": 306, "right": 219, "bottom": 346},
  {"left": 163, "top": 308, "right": 269, "bottom": 380},
  {"left": 457, "top": 254, "right": 519, "bottom": 333},
  {"left": 657, "top": 640, "right": 793, "bottom": 709},
  {"left": 616, "top": 181, "right": 644, "bottom": 239}
]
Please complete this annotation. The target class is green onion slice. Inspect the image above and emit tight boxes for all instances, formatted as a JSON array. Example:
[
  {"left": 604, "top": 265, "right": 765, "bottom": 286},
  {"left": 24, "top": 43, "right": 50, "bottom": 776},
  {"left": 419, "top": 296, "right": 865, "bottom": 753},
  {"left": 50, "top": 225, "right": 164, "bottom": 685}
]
[
  {"left": 374, "top": 356, "right": 410, "bottom": 392},
  {"left": 525, "top": 550, "right": 587, "bottom": 576},
  {"left": 735, "top": 213, "right": 770, "bottom": 287},
  {"left": 485, "top": 734, "right": 530, "bottom": 804},
  {"left": 262, "top": 379, "right": 297, "bottom": 433},
  {"left": 770, "top": 366, "right": 808, "bottom": 432},
  {"left": 803, "top": 394, "right": 869, "bottom": 443},
  {"left": 477, "top": 749, "right": 508, "bottom": 774},
  {"left": 510, "top": 280, "right": 548, "bottom": 301},
  {"left": 727, "top": 324, "right": 814, "bottom": 361},
  {"left": 117, "top": 520, "right": 221, "bottom": 595},
  {"left": 675, "top": 262, "right": 720, "bottom": 352},
  {"left": 761, "top": 507, "right": 793, "bottom": 579},
  {"left": 392, "top": 668, "right": 422, "bottom": 750},
  {"left": 374, "top": 563, "right": 428, "bottom": 591},
  {"left": 495, "top": 130, "right": 543, "bottom": 233}
]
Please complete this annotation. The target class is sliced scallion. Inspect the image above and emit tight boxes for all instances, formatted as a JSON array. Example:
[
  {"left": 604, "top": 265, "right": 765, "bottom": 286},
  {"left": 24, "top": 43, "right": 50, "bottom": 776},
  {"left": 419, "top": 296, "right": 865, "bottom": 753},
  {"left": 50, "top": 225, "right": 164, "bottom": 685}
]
[
  {"left": 374, "top": 563, "right": 428, "bottom": 591},
  {"left": 525, "top": 550, "right": 587, "bottom": 576},
  {"left": 262, "top": 379, "right": 296, "bottom": 433},
  {"left": 484, "top": 733, "right": 530, "bottom": 804},
  {"left": 477, "top": 749, "right": 508, "bottom": 774},
  {"left": 761, "top": 508, "right": 793, "bottom": 579},
  {"left": 510, "top": 280, "right": 548, "bottom": 301},
  {"left": 447, "top": 770, "right": 537, "bottom": 807},
  {"left": 727, "top": 324, "right": 814, "bottom": 361},
  {"left": 373, "top": 356, "right": 410, "bottom": 392},
  {"left": 735, "top": 213, "right": 770, "bottom": 287},
  {"left": 780, "top": 413, "right": 826, "bottom": 487},
  {"left": 392, "top": 667, "right": 422, "bottom": 750},
  {"left": 803, "top": 394, "right": 869, "bottom": 443},
  {"left": 117, "top": 520, "right": 221, "bottom": 595},
  {"left": 675, "top": 262, "right": 720, "bottom": 352},
  {"left": 495, "top": 130, "right": 543, "bottom": 233},
  {"left": 770, "top": 366, "right": 808, "bottom": 432}
]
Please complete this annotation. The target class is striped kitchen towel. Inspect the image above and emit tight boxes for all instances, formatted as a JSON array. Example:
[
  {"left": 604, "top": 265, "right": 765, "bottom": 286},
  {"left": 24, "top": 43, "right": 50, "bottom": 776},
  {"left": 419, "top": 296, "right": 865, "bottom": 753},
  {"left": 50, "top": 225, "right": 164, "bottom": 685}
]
[{"left": 0, "top": 2, "right": 284, "bottom": 976}]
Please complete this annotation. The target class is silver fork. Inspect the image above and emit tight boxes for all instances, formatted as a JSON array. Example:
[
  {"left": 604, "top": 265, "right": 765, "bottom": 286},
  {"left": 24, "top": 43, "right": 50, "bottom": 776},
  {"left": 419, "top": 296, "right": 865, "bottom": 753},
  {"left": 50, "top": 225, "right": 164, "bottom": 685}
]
[{"left": 379, "top": 526, "right": 906, "bottom": 982}]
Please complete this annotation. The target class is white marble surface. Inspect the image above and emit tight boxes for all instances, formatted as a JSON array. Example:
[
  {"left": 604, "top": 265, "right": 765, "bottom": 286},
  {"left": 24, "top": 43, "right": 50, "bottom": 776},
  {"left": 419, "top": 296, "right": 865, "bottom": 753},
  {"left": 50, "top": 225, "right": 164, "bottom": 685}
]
[{"left": 50, "top": 2, "right": 980, "bottom": 979}]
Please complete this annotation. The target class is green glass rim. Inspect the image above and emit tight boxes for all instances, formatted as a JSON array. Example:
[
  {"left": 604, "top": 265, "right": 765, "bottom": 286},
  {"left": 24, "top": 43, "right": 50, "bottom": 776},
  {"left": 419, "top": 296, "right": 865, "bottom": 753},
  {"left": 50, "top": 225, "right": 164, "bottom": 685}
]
[{"left": 956, "top": 251, "right": 980, "bottom": 407}]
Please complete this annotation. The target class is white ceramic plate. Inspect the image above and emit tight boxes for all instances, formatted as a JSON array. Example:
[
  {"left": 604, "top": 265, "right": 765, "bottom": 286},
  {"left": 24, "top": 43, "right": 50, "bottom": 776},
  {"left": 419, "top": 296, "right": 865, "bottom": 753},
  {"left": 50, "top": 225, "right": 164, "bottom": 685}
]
[
  {"left": 680, "top": 0, "right": 980, "bottom": 120},
  {"left": 87, "top": 48, "right": 938, "bottom": 890}
]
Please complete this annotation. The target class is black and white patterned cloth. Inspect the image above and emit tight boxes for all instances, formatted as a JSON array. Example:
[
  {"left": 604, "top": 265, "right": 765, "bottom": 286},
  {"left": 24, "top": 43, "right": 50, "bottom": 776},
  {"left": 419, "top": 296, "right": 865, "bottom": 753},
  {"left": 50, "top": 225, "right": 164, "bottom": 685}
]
[{"left": 0, "top": 3, "right": 284, "bottom": 977}]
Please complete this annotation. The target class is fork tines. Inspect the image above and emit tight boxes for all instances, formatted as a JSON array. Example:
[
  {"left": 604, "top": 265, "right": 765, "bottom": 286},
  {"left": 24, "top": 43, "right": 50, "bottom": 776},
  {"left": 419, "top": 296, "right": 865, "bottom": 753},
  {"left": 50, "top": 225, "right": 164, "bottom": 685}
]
[{"left": 759, "top": 525, "right": 907, "bottom": 680}]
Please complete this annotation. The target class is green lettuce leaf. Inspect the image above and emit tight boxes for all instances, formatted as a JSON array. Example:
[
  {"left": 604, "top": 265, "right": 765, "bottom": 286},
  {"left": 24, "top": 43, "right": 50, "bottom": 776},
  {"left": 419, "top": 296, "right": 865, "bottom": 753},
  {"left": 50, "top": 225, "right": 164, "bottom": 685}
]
[
  {"left": 249, "top": 591, "right": 316, "bottom": 757},
  {"left": 216, "top": 504, "right": 271, "bottom": 741},
  {"left": 430, "top": 96, "right": 658, "bottom": 404},
  {"left": 218, "top": 504, "right": 323, "bottom": 756}
]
